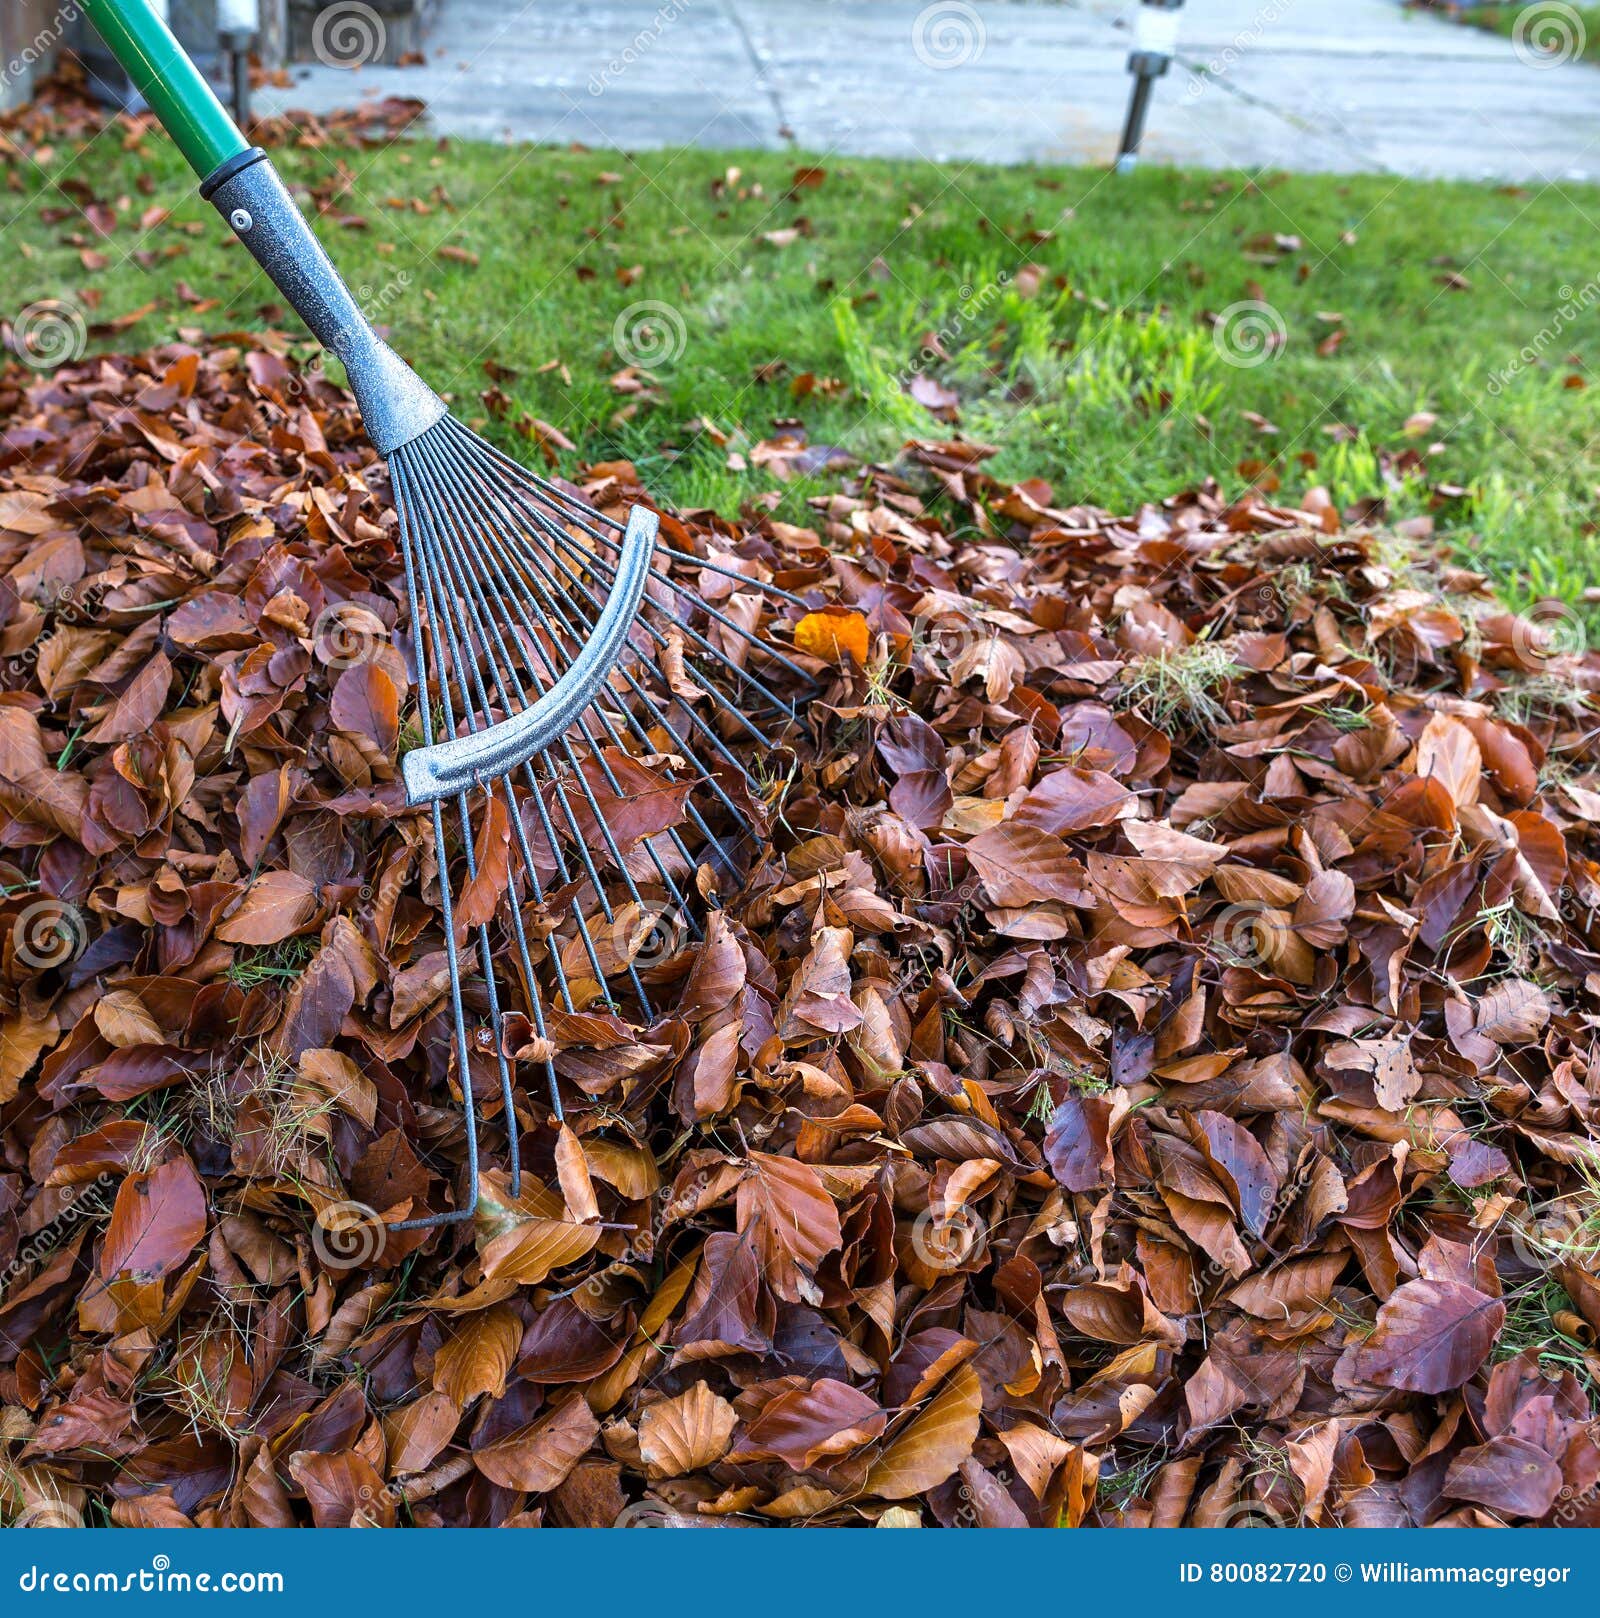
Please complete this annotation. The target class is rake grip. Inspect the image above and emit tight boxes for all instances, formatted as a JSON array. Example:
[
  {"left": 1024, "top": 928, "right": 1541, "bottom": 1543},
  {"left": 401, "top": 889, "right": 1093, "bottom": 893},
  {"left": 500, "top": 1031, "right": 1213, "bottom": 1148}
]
[{"left": 401, "top": 507, "right": 659, "bottom": 804}]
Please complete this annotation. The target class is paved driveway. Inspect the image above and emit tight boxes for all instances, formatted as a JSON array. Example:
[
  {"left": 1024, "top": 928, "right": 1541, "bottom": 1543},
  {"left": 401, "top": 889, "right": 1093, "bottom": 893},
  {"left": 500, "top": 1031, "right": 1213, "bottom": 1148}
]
[{"left": 257, "top": 0, "right": 1600, "bottom": 179}]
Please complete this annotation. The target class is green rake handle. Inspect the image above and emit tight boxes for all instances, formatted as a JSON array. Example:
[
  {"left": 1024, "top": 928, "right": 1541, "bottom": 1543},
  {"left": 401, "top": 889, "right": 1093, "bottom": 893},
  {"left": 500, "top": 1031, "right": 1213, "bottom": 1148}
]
[
  {"left": 79, "top": 0, "right": 251, "bottom": 178},
  {"left": 80, "top": 0, "right": 448, "bottom": 455}
]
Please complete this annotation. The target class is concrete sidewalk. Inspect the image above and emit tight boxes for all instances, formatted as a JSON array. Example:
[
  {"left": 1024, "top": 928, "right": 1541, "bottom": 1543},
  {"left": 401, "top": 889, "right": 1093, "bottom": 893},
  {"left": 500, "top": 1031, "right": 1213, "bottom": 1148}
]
[{"left": 256, "top": 0, "right": 1600, "bottom": 181}]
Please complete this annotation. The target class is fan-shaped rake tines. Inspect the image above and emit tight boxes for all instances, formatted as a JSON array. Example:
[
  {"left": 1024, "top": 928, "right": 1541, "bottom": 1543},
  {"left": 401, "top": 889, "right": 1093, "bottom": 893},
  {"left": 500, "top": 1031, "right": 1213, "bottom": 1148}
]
[{"left": 386, "top": 416, "right": 816, "bottom": 1229}]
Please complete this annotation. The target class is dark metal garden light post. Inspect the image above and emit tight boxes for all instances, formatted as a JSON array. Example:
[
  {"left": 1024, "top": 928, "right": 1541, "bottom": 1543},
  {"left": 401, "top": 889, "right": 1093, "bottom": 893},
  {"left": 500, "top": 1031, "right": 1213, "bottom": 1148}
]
[
  {"left": 1116, "top": 0, "right": 1186, "bottom": 174},
  {"left": 217, "top": 0, "right": 258, "bottom": 128}
]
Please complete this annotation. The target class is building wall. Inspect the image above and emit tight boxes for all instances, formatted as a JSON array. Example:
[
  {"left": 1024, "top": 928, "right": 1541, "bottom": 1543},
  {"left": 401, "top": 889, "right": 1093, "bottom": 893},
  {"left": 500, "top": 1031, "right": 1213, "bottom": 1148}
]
[{"left": 0, "top": 0, "right": 72, "bottom": 112}]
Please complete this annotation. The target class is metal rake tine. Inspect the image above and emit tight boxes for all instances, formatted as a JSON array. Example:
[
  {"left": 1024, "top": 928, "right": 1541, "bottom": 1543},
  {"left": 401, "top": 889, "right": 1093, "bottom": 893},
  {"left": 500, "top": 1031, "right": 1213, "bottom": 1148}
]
[
  {"left": 536, "top": 520, "right": 810, "bottom": 726},
  {"left": 451, "top": 426, "right": 812, "bottom": 715},
  {"left": 413, "top": 435, "right": 659, "bottom": 1017},
  {"left": 406, "top": 460, "right": 629, "bottom": 1015},
  {"left": 449, "top": 418, "right": 818, "bottom": 614},
  {"left": 453, "top": 465, "right": 768, "bottom": 865},
  {"left": 441, "top": 433, "right": 766, "bottom": 874},
  {"left": 388, "top": 456, "right": 487, "bottom": 1229},
  {"left": 398, "top": 461, "right": 527, "bottom": 1198},
  {"left": 417, "top": 435, "right": 704, "bottom": 944},
  {"left": 399, "top": 459, "right": 567, "bottom": 1114},
  {"left": 473, "top": 478, "right": 790, "bottom": 771}
]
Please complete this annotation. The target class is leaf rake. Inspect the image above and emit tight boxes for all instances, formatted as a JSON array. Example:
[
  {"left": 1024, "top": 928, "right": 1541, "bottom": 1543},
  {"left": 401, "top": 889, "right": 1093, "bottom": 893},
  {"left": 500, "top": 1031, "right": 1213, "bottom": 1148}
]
[{"left": 81, "top": 0, "right": 816, "bottom": 1227}]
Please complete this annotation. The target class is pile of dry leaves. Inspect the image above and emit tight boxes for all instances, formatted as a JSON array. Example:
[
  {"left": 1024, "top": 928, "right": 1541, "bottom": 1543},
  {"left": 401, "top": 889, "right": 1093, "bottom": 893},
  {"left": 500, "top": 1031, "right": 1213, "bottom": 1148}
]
[
  {"left": 2, "top": 336, "right": 1600, "bottom": 1530},
  {"left": 0, "top": 59, "right": 426, "bottom": 171}
]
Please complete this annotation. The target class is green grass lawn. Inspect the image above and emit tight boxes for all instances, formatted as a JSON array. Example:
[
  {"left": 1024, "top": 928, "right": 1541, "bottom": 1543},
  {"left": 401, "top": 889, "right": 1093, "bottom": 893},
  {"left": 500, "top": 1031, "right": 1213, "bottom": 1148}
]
[
  {"left": 6, "top": 124, "right": 1600, "bottom": 613},
  {"left": 1448, "top": 0, "right": 1600, "bottom": 66}
]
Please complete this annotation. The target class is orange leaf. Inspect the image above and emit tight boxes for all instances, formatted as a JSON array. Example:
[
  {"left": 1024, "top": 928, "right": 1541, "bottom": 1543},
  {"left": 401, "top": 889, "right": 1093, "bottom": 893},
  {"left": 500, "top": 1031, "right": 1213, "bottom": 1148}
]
[
  {"left": 456, "top": 793, "right": 512, "bottom": 931},
  {"left": 795, "top": 608, "right": 869, "bottom": 667},
  {"left": 863, "top": 1362, "right": 982, "bottom": 1499},
  {"left": 432, "top": 1303, "right": 522, "bottom": 1404},
  {"left": 100, "top": 1156, "right": 206, "bottom": 1285}
]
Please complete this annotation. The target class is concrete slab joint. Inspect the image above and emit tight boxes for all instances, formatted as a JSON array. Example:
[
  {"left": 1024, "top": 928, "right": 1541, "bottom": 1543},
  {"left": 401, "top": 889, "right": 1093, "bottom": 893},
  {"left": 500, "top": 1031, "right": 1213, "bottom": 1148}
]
[{"left": 287, "top": 0, "right": 440, "bottom": 67}]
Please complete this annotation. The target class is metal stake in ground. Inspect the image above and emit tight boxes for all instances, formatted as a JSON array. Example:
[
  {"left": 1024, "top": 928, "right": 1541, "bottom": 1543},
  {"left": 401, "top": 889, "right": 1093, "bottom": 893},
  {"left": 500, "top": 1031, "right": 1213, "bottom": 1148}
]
[
  {"left": 1116, "top": 0, "right": 1186, "bottom": 174},
  {"left": 216, "top": 0, "right": 258, "bottom": 129}
]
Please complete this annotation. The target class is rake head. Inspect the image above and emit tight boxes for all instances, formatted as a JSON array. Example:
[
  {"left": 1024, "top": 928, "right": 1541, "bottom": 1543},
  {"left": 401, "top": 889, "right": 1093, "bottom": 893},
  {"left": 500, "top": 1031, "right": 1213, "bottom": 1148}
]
[
  {"left": 385, "top": 414, "right": 817, "bottom": 1228},
  {"left": 153, "top": 141, "right": 823, "bottom": 1228}
]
